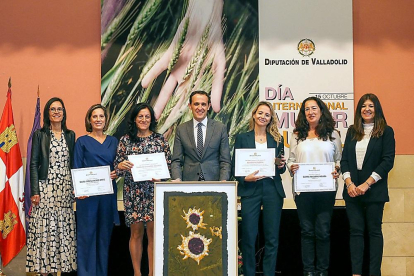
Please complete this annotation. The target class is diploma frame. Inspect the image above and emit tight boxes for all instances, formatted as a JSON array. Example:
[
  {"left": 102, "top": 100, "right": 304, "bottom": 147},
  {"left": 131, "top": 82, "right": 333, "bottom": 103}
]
[
  {"left": 128, "top": 152, "right": 170, "bottom": 182},
  {"left": 294, "top": 162, "right": 336, "bottom": 192},
  {"left": 71, "top": 165, "right": 113, "bottom": 197},
  {"left": 234, "top": 148, "right": 275, "bottom": 177},
  {"left": 154, "top": 181, "right": 238, "bottom": 276}
]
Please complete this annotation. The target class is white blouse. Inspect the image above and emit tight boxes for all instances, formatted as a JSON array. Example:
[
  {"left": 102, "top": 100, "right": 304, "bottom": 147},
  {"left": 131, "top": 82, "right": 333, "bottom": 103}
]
[
  {"left": 355, "top": 123, "right": 373, "bottom": 170},
  {"left": 342, "top": 123, "right": 382, "bottom": 182},
  {"left": 287, "top": 131, "right": 342, "bottom": 168},
  {"left": 287, "top": 131, "right": 342, "bottom": 194},
  {"left": 255, "top": 141, "right": 267, "bottom": 149}
]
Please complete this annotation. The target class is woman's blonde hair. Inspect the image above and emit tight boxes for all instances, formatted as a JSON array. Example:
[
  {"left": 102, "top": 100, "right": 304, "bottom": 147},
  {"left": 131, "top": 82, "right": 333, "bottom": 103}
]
[{"left": 248, "top": 101, "right": 282, "bottom": 143}]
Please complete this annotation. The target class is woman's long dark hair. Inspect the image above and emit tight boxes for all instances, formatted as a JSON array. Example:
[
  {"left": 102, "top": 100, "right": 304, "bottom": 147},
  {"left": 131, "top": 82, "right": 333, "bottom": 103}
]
[
  {"left": 41, "top": 97, "right": 68, "bottom": 132},
  {"left": 127, "top": 103, "right": 157, "bottom": 142},
  {"left": 351, "top": 93, "right": 387, "bottom": 141},
  {"left": 293, "top": 97, "right": 336, "bottom": 141}
]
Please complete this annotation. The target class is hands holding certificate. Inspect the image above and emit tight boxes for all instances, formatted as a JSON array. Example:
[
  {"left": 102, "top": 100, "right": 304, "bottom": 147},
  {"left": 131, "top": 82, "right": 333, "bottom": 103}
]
[
  {"left": 291, "top": 163, "right": 340, "bottom": 193},
  {"left": 118, "top": 159, "right": 134, "bottom": 171},
  {"left": 117, "top": 160, "right": 161, "bottom": 182},
  {"left": 290, "top": 163, "right": 340, "bottom": 179},
  {"left": 75, "top": 169, "right": 118, "bottom": 200},
  {"left": 117, "top": 155, "right": 168, "bottom": 182},
  {"left": 244, "top": 155, "right": 286, "bottom": 182}
]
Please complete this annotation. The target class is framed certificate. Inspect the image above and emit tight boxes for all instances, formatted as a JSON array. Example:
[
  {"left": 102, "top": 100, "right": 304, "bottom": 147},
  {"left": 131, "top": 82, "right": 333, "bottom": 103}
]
[
  {"left": 234, "top": 149, "right": 275, "bottom": 177},
  {"left": 71, "top": 165, "right": 113, "bottom": 197},
  {"left": 294, "top": 162, "right": 336, "bottom": 192},
  {"left": 154, "top": 181, "right": 238, "bottom": 276},
  {"left": 128, "top": 152, "right": 170, "bottom": 182}
]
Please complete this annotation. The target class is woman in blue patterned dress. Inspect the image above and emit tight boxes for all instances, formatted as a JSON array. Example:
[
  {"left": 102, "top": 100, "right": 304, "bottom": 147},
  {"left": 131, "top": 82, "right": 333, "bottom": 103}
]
[
  {"left": 114, "top": 103, "right": 171, "bottom": 276},
  {"left": 74, "top": 104, "right": 120, "bottom": 276}
]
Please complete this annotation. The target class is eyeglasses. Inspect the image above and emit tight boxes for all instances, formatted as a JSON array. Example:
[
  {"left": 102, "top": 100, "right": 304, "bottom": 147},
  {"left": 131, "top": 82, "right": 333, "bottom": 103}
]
[
  {"left": 137, "top": 115, "right": 151, "bottom": 121},
  {"left": 304, "top": 106, "right": 319, "bottom": 113},
  {"left": 50, "top": 107, "right": 64, "bottom": 113}
]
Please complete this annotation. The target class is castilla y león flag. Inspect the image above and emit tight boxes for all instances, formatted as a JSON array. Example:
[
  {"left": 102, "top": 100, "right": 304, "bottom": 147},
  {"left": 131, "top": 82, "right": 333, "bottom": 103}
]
[{"left": 0, "top": 87, "right": 25, "bottom": 266}]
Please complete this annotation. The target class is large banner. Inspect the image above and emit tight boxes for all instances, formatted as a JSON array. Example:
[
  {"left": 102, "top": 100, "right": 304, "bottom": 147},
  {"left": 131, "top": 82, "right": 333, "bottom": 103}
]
[
  {"left": 101, "top": 0, "right": 258, "bottom": 139},
  {"left": 101, "top": 0, "right": 353, "bottom": 202},
  {"left": 259, "top": 0, "right": 354, "bottom": 199},
  {"left": 101, "top": 0, "right": 259, "bottom": 199}
]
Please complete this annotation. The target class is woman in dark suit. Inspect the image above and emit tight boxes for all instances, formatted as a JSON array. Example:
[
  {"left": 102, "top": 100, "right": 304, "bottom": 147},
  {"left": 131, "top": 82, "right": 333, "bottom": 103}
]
[
  {"left": 233, "top": 101, "right": 286, "bottom": 276},
  {"left": 341, "top": 93, "right": 395, "bottom": 276}
]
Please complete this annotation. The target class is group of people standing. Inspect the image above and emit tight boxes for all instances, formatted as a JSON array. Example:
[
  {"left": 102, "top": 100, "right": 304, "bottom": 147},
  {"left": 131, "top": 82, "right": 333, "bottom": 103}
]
[
  {"left": 235, "top": 94, "right": 394, "bottom": 276},
  {"left": 25, "top": 91, "right": 395, "bottom": 276},
  {"left": 26, "top": 99, "right": 170, "bottom": 276}
]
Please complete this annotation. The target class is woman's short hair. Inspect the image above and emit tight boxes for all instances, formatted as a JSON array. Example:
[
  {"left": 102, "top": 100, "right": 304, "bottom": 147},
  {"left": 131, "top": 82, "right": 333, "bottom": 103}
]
[
  {"left": 85, "top": 104, "right": 109, "bottom": 132},
  {"left": 41, "top": 97, "right": 68, "bottom": 132},
  {"left": 294, "top": 96, "right": 336, "bottom": 141},
  {"left": 127, "top": 103, "right": 157, "bottom": 142}
]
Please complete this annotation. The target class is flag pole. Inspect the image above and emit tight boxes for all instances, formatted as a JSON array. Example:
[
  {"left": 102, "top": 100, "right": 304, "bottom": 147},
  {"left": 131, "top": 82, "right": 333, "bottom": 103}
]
[
  {"left": 0, "top": 78, "right": 10, "bottom": 276},
  {"left": 0, "top": 80, "right": 8, "bottom": 276},
  {"left": 0, "top": 231, "right": 5, "bottom": 276}
]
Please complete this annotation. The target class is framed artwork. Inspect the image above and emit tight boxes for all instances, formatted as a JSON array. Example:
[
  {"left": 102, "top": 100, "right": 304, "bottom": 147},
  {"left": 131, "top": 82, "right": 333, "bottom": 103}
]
[{"left": 154, "top": 181, "right": 238, "bottom": 276}]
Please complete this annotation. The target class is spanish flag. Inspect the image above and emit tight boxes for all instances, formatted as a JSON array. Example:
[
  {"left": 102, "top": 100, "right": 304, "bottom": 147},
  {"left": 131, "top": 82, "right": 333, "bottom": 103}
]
[{"left": 0, "top": 83, "right": 25, "bottom": 266}]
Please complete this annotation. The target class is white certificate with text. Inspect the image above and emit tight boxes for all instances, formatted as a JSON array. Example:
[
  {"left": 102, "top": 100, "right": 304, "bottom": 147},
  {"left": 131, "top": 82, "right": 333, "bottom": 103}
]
[
  {"left": 128, "top": 152, "right": 170, "bottom": 182},
  {"left": 234, "top": 149, "right": 275, "bottom": 177},
  {"left": 294, "top": 162, "right": 335, "bottom": 192},
  {"left": 71, "top": 166, "right": 113, "bottom": 197}
]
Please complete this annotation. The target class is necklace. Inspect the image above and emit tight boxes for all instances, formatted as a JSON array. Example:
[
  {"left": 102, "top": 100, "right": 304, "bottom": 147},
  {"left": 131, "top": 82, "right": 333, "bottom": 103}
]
[{"left": 255, "top": 134, "right": 266, "bottom": 142}]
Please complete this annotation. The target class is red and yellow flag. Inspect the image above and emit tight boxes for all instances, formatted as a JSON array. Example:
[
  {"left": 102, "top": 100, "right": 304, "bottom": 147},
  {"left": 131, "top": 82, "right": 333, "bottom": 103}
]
[{"left": 0, "top": 86, "right": 25, "bottom": 266}]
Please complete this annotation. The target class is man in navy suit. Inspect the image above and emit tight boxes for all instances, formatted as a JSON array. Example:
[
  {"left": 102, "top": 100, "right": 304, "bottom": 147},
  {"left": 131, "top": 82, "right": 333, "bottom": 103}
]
[{"left": 171, "top": 91, "right": 231, "bottom": 181}]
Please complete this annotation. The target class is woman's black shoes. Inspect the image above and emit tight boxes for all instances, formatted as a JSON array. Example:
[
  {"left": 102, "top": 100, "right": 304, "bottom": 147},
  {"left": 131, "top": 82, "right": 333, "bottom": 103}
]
[{"left": 303, "top": 272, "right": 328, "bottom": 276}]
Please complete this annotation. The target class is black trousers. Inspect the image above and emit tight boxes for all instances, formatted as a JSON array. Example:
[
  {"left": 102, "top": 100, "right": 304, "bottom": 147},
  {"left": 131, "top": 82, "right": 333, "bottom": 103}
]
[
  {"left": 240, "top": 178, "right": 284, "bottom": 276},
  {"left": 295, "top": 191, "right": 336, "bottom": 273},
  {"left": 346, "top": 199, "right": 385, "bottom": 276}
]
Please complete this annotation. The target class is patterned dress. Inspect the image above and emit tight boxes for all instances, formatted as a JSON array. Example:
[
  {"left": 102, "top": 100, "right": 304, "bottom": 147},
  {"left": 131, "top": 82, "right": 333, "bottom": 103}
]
[
  {"left": 26, "top": 131, "right": 77, "bottom": 273},
  {"left": 114, "top": 133, "right": 171, "bottom": 226}
]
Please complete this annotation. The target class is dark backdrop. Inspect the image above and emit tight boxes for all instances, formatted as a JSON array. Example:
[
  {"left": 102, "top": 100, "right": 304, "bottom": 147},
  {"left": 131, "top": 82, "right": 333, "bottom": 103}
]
[{"left": 63, "top": 208, "right": 374, "bottom": 276}]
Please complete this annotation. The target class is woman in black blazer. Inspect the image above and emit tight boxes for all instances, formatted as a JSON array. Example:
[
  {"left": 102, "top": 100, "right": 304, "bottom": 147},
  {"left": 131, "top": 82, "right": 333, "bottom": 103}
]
[
  {"left": 26, "top": 97, "right": 77, "bottom": 275},
  {"left": 233, "top": 101, "right": 286, "bottom": 276},
  {"left": 341, "top": 93, "right": 395, "bottom": 276}
]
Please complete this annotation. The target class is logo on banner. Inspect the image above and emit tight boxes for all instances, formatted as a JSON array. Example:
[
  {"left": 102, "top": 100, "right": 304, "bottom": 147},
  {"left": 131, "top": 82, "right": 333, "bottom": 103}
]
[{"left": 298, "top": 39, "right": 315, "bottom": 57}]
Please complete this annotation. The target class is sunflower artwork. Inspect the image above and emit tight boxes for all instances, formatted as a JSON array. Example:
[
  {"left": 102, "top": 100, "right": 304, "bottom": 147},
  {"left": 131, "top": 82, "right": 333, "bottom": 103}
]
[{"left": 163, "top": 192, "right": 229, "bottom": 276}]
